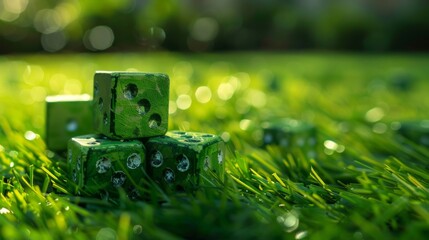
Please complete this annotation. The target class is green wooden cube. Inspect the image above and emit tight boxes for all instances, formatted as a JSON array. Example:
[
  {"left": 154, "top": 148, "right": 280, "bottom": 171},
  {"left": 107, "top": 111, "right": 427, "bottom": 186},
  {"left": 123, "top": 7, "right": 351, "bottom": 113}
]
[
  {"left": 396, "top": 120, "right": 429, "bottom": 147},
  {"left": 93, "top": 71, "right": 170, "bottom": 139},
  {"left": 67, "top": 134, "right": 146, "bottom": 198},
  {"left": 45, "top": 95, "right": 93, "bottom": 152},
  {"left": 145, "top": 131, "right": 225, "bottom": 191},
  {"left": 262, "top": 118, "right": 317, "bottom": 159}
]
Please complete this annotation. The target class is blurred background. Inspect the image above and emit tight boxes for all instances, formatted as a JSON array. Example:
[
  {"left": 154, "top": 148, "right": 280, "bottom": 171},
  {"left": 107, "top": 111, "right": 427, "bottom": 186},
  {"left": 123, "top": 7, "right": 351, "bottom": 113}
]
[{"left": 1, "top": 0, "right": 429, "bottom": 54}]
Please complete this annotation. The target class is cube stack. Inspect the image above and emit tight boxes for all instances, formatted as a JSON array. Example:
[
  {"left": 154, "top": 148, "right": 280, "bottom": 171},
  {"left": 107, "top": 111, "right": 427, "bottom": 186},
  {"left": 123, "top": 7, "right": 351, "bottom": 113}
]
[{"left": 62, "top": 71, "right": 224, "bottom": 198}]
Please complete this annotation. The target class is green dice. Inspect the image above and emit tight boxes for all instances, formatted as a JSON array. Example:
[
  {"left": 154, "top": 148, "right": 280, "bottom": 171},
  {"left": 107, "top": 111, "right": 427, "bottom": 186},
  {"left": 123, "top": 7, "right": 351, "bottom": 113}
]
[
  {"left": 262, "top": 118, "right": 317, "bottom": 158},
  {"left": 67, "top": 134, "right": 146, "bottom": 198},
  {"left": 396, "top": 120, "right": 429, "bottom": 147},
  {"left": 93, "top": 71, "right": 170, "bottom": 139},
  {"left": 145, "top": 131, "right": 225, "bottom": 191},
  {"left": 45, "top": 95, "right": 93, "bottom": 152}
]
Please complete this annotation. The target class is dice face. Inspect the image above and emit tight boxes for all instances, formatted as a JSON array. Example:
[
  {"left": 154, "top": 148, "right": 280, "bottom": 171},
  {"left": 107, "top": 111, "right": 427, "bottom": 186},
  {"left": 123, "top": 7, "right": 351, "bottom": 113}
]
[
  {"left": 145, "top": 131, "right": 225, "bottom": 190},
  {"left": 93, "top": 71, "right": 170, "bottom": 139},
  {"left": 396, "top": 121, "right": 429, "bottom": 147},
  {"left": 45, "top": 95, "right": 93, "bottom": 152},
  {"left": 262, "top": 119, "right": 317, "bottom": 159},
  {"left": 67, "top": 134, "right": 146, "bottom": 198}
]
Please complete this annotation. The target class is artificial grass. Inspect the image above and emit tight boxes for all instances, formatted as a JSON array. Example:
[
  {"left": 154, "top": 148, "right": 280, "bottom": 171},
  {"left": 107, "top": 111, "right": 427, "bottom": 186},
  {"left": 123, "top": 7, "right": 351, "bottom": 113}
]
[{"left": 1, "top": 52, "right": 429, "bottom": 239}]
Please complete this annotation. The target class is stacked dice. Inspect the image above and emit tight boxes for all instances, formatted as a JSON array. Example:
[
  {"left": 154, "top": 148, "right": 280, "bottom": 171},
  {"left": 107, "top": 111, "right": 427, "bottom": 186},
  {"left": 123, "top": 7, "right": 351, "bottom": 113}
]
[{"left": 47, "top": 71, "right": 225, "bottom": 198}]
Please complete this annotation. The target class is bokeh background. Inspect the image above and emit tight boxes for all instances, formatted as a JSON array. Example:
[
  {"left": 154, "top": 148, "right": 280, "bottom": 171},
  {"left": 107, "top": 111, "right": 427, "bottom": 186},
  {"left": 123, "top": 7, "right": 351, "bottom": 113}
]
[{"left": 1, "top": 0, "right": 429, "bottom": 54}]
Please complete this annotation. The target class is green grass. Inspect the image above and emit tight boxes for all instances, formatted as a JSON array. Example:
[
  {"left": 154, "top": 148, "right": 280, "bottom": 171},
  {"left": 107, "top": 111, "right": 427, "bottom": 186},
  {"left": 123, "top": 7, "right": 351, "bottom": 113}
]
[{"left": 1, "top": 52, "right": 429, "bottom": 239}]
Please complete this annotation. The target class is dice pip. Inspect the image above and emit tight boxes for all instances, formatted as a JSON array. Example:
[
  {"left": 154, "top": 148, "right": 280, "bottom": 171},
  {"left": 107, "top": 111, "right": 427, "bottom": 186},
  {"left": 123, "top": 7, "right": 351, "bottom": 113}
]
[
  {"left": 145, "top": 131, "right": 225, "bottom": 191},
  {"left": 93, "top": 71, "right": 169, "bottom": 139},
  {"left": 45, "top": 94, "right": 93, "bottom": 152},
  {"left": 262, "top": 118, "right": 317, "bottom": 159},
  {"left": 67, "top": 134, "right": 146, "bottom": 198}
]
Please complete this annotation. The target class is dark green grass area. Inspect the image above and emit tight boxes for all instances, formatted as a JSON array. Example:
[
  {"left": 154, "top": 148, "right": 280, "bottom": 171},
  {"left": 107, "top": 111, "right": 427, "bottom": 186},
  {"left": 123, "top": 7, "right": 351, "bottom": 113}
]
[{"left": 1, "top": 52, "right": 429, "bottom": 239}]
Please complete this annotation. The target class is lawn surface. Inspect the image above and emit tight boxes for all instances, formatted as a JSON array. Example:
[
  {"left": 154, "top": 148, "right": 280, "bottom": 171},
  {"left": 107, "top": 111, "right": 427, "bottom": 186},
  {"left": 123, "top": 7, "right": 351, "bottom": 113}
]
[{"left": 1, "top": 52, "right": 429, "bottom": 239}]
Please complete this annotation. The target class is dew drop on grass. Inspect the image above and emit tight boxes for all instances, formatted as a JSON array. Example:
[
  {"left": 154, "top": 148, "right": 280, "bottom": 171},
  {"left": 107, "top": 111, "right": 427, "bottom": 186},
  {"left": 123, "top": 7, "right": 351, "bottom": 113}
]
[
  {"left": 295, "top": 231, "right": 308, "bottom": 240},
  {"left": 127, "top": 153, "right": 141, "bottom": 169},
  {"left": 277, "top": 212, "right": 299, "bottom": 232},
  {"left": 177, "top": 154, "right": 190, "bottom": 172},
  {"left": 24, "top": 131, "right": 37, "bottom": 140},
  {"left": 0, "top": 207, "right": 11, "bottom": 214}
]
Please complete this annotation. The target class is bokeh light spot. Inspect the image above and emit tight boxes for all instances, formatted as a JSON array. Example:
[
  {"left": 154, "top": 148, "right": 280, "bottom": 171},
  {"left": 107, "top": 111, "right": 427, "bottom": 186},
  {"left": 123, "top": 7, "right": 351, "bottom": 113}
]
[
  {"left": 168, "top": 100, "right": 177, "bottom": 114},
  {"left": 63, "top": 79, "right": 82, "bottom": 94},
  {"left": 323, "top": 140, "right": 345, "bottom": 154},
  {"left": 217, "top": 83, "right": 234, "bottom": 101},
  {"left": 195, "top": 86, "right": 212, "bottom": 103},
  {"left": 365, "top": 107, "right": 384, "bottom": 122},
  {"left": 24, "top": 131, "right": 37, "bottom": 141},
  {"left": 3, "top": 0, "right": 28, "bottom": 14},
  {"left": 23, "top": 65, "right": 45, "bottom": 84},
  {"left": 245, "top": 89, "right": 266, "bottom": 108},
  {"left": 239, "top": 119, "right": 251, "bottom": 130},
  {"left": 41, "top": 31, "right": 67, "bottom": 52},
  {"left": 84, "top": 25, "right": 115, "bottom": 51},
  {"left": 372, "top": 122, "right": 387, "bottom": 134},
  {"left": 176, "top": 94, "right": 192, "bottom": 110},
  {"left": 96, "top": 228, "right": 117, "bottom": 240},
  {"left": 30, "top": 86, "right": 47, "bottom": 102},
  {"left": 221, "top": 132, "right": 231, "bottom": 142},
  {"left": 173, "top": 61, "right": 193, "bottom": 79},
  {"left": 0, "top": 0, "right": 28, "bottom": 21},
  {"left": 34, "top": 9, "right": 63, "bottom": 34},
  {"left": 191, "top": 17, "right": 219, "bottom": 42}
]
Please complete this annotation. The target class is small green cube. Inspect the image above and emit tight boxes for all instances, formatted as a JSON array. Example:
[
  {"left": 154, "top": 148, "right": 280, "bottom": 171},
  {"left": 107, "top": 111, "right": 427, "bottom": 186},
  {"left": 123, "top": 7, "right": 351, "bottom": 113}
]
[
  {"left": 67, "top": 134, "right": 146, "bottom": 198},
  {"left": 262, "top": 118, "right": 317, "bottom": 158},
  {"left": 45, "top": 95, "right": 93, "bottom": 152},
  {"left": 396, "top": 120, "right": 429, "bottom": 147},
  {"left": 93, "top": 71, "right": 170, "bottom": 139},
  {"left": 145, "top": 131, "right": 225, "bottom": 191}
]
